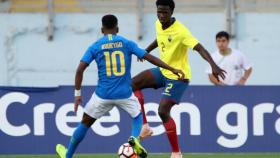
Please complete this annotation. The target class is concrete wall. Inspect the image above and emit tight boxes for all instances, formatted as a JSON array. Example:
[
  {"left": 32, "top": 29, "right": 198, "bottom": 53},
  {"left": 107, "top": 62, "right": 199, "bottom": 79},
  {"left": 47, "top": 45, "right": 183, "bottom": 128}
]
[{"left": 0, "top": 13, "right": 279, "bottom": 86}]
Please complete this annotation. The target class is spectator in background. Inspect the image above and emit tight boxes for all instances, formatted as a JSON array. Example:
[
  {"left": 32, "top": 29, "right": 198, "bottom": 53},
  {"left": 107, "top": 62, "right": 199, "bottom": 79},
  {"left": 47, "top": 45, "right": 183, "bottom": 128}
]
[{"left": 206, "top": 31, "right": 252, "bottom": 85}]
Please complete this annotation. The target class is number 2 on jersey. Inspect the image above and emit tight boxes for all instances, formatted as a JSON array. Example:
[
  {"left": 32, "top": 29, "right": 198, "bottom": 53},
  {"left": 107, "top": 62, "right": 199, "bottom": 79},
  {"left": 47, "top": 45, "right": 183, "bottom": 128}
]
[
  {"left": 104, "top": 51, "right": 125, "bottom": 76},
  {"left": 165, "top": 83, "right": 173, "bottom": 94},
  {"left": 160, "top": 42, "right": 165, "bottom": 52}
]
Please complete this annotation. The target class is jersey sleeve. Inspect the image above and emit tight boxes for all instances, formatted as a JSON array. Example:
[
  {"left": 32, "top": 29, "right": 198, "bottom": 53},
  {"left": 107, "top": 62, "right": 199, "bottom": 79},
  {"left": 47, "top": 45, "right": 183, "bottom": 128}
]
[
  {"left": 81, "top": 44, "right": 97, "bottom": 64},
  {"left": 128, "top": 40, "right": 147, "bottom": 59},
  {"left": 182, "top": 28, "right": 199, "bottom": 49}
]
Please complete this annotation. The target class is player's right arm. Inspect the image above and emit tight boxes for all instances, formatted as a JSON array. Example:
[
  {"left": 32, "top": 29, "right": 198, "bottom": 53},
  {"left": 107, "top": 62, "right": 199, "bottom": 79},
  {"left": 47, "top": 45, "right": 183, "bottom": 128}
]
[
  {"left": 74, "top": 62, "right": 88, "bottom": 112},
  {"left": 129, "top": 40, "right": 184, "bottom": 79},
  {"left": 145, "top": 39, "right": 158, "bottom": 53},
  {"left": 137, "top": 39, "right": 158, "bottom": 62}
]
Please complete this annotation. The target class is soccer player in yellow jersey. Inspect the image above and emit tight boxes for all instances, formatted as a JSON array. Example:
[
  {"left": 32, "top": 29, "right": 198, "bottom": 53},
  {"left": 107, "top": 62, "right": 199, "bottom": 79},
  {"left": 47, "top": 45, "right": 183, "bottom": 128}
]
[{"left": 131, "top": 0, "right": 226, "bottom": 158}]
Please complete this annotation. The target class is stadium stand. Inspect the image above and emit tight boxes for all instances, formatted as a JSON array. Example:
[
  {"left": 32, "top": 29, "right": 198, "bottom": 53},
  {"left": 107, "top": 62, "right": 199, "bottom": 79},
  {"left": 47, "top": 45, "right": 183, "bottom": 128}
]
[
  {"left": 10, "top": 0, "right": 48, "bottom": 12},
  {"left": 0, "top": 0, "right": 279, "bottom": 86},
  {"left": 1, "top": 0, "right": 280, "bottom": 13},
  {"left": 8, "top": 0, "right": 81, "bottom": 12},
  {"left": 54, "top": 0, "right": 81, "bottom": 12}
]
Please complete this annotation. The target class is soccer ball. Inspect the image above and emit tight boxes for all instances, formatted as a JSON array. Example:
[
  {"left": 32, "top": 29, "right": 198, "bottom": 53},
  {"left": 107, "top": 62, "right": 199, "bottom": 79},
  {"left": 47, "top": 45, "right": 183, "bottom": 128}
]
[{"left": 118, "top": 143, "right": 137, "bottom": 158}]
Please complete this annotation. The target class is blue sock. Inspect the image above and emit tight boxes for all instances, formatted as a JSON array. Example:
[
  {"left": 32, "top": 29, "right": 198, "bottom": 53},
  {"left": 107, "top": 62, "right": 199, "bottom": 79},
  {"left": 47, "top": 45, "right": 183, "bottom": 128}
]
[
  {"left": 66, "top": 123, "right": 88, "bottom": 158},
  {"left": 131, "top": 113, "right": 143, "bottom": 138}
]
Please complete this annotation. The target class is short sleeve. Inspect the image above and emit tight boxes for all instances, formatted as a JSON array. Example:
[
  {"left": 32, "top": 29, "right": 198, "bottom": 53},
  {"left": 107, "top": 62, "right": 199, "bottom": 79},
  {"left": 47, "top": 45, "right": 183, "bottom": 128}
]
[
  {"left": 81, "top": 45, "right": 97, "bottom": 64},
  {"left": 128, "top": 40, "right": 147, "bottom": 59},
  {"left": 240, "top": 52, "right": 252, "bottom": 70},
  {"left": 182, "top": 28, "right": 199, "bottom": 49}
]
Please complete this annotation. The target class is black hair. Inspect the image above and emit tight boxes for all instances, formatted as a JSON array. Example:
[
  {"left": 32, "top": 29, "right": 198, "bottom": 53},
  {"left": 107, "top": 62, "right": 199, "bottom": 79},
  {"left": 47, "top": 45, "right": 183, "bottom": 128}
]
[
  {"left": 216, "top": 31, "right": 230, "bottom": 40},
  {"left": 156, "top": 0, "right": 175, "bottom": 11},
  {"left": 102, "top": 14, "right": 118, "bottom": 29}
]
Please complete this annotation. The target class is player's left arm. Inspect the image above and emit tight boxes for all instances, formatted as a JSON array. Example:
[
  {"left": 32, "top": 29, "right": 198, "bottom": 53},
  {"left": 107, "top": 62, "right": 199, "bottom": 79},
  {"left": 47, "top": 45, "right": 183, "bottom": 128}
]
[
  {"left": 74, "top": 44, "right": 96, "bottom": 112},
  {"left": 194, "top": 43, "right": 226, "bottom": 81}
]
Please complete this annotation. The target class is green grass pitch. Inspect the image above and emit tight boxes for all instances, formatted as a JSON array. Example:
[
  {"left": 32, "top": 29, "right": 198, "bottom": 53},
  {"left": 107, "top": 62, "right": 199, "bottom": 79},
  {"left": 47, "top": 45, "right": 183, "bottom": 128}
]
[{"left": 0, "top": 153, "right": 279, "bottom": 158}]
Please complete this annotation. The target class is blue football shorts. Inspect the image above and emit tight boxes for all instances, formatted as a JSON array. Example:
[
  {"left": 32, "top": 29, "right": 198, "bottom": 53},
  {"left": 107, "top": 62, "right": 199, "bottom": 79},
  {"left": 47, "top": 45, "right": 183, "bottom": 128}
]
[{"left": 149, "top": 68, "right": 189, "bottom": 104}]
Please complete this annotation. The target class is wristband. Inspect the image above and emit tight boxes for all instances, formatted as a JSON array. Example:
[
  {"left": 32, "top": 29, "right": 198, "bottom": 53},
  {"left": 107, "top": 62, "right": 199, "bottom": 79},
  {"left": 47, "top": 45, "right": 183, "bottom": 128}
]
[{"left": 74, "top": 89, "right": 81, "bottom": 97}]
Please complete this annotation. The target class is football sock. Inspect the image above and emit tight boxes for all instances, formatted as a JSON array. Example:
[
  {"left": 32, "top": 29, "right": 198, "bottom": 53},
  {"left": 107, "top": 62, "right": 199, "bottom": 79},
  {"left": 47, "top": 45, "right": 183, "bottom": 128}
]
[
  {"left": 131, "top": 113, "right": 143, "bottom": 138},
  {"left": 66, "top": 123, "right": 89, "bottom": 158},
  {"left": 134, "top": 90, "right": 147, "bottom": 124},
  {"left": 163, "top": 118, "right": 180, "bottom": 152}
]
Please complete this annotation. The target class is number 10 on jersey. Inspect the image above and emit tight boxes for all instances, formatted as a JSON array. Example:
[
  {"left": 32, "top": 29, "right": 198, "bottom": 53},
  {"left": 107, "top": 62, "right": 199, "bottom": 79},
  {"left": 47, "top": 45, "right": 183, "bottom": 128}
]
[{"left": 104, "top": 51, "right": 126, "bottom": 77}]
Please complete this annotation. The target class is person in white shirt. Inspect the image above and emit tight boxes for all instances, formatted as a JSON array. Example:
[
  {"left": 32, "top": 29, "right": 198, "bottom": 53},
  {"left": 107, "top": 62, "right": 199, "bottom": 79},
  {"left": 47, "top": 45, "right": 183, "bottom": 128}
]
[{"left": 206, "top": 31, "right": 253, "bottom": 85}]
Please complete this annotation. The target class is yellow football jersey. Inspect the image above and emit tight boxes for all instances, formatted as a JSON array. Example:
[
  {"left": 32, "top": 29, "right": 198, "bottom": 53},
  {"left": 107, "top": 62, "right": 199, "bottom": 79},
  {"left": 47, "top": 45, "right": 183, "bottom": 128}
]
[{"left": 155, "top": 19, "right": 199, "bottom": 80}]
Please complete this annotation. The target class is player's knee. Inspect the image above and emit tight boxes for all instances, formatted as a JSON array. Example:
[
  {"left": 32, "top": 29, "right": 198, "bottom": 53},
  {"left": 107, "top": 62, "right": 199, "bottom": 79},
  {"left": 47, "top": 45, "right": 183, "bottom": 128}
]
[
  {"left": 158, "top": 110, "right": 165, "bottom": 118},
  {"left": 131, "top": 82, "right": 138, "bottom": 91},
  {"left": 81, "top": 113, "right": 95, "bottom": 127},
  {"left": 81, "top": 120, "right": 92, "bottom": 128},
  {"left": 131, "top": 77, "right": 143, "bottom": 91}
]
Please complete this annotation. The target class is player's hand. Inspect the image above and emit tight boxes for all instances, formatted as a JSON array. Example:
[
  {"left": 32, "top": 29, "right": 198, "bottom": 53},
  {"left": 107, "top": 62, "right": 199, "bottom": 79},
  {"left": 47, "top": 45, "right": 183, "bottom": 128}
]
[
  {"left": 74, "top": 96, "right": 82, "bottom": 112},
  {"left": 218, "top": 81, "right": 227, "bottom": 86},
  {"left": 172, "top": 69, "right": 185, "bottom": 80},
  {"left": 137, "top": 57, "right": 145, "bottom": 62},
  {"left": 211, "top": 65, "right": 226, "bottom": 82}
]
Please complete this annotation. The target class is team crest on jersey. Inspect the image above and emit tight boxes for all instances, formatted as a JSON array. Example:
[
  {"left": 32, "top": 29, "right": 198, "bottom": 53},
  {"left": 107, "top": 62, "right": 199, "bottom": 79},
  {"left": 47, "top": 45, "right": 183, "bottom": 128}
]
[{"left": 168, "top": 35, "right": 172, "bottom": 42}]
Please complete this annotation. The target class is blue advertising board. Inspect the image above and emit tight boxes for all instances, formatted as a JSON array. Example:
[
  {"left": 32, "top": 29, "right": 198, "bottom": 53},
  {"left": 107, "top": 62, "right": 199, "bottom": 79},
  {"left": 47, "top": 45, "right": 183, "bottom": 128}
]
[{"left": 0, "top": 86, "right": 280, "bottom": 154}]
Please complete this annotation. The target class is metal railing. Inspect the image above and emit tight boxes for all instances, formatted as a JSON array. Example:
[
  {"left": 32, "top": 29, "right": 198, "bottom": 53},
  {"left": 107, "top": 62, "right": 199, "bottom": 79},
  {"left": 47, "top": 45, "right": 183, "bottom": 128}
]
[{"left": 47, "top": 0, "right": 54, "bottom": 41}]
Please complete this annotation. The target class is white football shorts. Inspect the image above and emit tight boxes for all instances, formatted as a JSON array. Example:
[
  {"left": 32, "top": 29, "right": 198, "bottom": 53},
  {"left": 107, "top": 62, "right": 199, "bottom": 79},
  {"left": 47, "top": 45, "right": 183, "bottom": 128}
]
[{"left": 84, "top": 93, "right": 141, "bottom": 119}]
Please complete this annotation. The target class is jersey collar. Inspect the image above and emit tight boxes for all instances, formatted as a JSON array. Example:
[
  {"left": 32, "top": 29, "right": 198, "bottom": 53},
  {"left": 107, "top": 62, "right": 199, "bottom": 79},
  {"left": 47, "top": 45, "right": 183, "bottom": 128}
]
[{"left": 160, "top": 18, "right": 177, "bottom": 31}]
